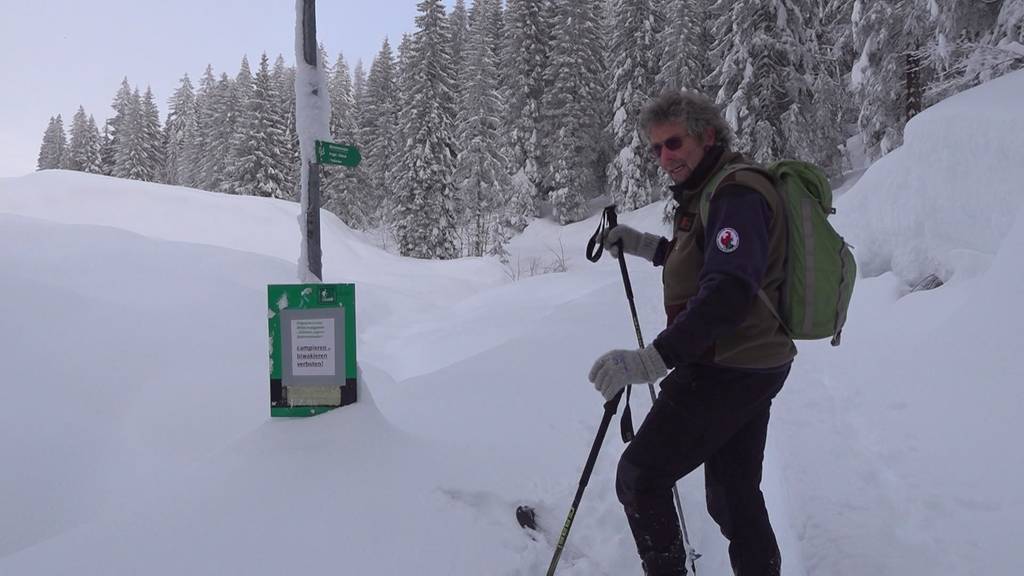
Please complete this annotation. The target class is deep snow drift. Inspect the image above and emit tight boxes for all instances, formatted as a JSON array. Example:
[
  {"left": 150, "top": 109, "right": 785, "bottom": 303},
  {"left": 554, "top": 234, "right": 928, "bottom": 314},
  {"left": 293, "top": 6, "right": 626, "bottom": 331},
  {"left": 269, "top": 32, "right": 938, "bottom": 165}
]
[{"left": 1, "top": 70, "right": 1022, "bottom": 575}]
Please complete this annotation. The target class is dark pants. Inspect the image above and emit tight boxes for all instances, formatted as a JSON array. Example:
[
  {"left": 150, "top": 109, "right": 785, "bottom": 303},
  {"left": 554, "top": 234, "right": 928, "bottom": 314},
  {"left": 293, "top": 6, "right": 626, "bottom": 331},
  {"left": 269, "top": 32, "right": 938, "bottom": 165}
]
[{"left": 616, "top": 363, "right": 789, "bottom": 576}]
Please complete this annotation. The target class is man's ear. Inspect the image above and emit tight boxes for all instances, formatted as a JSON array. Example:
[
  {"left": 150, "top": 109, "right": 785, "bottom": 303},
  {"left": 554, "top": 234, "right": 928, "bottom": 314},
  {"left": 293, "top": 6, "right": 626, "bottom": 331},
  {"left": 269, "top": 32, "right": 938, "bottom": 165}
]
[{"left": 702, "top": 126, "right": 716, "bottom": 149}]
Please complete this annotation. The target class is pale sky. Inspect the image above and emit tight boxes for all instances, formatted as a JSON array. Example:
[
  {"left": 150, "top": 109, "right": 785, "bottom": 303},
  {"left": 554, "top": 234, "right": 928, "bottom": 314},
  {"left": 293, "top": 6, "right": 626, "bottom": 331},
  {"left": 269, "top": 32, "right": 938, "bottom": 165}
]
[{"left": 0, "top": 0, "right": 452, "bottom": 177}]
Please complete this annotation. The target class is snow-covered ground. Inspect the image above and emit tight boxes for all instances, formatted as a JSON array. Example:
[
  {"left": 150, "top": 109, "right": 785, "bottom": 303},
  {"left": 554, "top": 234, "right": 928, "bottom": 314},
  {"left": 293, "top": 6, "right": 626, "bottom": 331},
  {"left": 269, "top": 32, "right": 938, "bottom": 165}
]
[{"left": 1, "top": 70, "right": 1022, "bottom": 575}]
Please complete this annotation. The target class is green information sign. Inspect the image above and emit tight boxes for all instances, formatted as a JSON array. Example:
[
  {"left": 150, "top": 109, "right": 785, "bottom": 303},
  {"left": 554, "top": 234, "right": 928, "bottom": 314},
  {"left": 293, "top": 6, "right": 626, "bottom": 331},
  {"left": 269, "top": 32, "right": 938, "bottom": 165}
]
[
  {"left": 315, "top": 140, "right": 361, "bottom": 167},
  {"left": 268, "top": 283, "right": 357, "bottom": 417}
]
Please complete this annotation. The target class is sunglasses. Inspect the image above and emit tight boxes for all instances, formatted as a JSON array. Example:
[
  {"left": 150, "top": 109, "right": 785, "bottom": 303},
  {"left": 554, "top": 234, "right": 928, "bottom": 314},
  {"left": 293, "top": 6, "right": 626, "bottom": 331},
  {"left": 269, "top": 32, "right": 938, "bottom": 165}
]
[{"left": 649, "top": 135, "right": 686, "bottom": 158}]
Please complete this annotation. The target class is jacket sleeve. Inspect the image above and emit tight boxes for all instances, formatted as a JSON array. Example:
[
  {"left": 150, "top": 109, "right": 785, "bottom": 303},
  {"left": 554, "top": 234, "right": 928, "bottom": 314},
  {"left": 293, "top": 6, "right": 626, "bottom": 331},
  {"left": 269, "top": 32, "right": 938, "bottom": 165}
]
[
  {"left": 652, "top": 184, "right": 772, "bottom": 369},
  {"left": 652, "top": 237, "right": 673, "bottom": 267}
]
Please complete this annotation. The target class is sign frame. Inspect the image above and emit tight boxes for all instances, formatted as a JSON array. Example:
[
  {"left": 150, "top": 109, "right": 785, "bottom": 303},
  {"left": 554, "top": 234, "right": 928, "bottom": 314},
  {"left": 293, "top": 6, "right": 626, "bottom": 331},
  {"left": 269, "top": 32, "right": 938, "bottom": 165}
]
[{"left": 268, "top": 283, "right": 356, "bottom": 417}]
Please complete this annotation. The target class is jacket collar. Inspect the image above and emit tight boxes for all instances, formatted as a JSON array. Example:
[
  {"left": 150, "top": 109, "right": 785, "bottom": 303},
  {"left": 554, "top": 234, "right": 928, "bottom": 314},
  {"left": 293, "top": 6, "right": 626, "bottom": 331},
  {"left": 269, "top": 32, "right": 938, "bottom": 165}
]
[{"left": 669, "top": 145, "right": 745, "bottom": 203}]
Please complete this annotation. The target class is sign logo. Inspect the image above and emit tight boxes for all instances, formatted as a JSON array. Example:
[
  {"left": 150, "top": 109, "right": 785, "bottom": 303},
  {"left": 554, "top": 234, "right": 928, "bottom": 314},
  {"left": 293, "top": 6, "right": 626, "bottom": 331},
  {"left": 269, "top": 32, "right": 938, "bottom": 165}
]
[{"left": 716, "top": 228, "right": 739, "bottom": 253}]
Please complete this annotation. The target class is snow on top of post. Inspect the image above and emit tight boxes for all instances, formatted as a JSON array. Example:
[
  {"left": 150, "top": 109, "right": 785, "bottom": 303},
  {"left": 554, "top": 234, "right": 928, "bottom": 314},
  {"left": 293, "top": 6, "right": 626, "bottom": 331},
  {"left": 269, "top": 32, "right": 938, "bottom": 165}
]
[{"left": 294, "top": 0, "right": 332, "bottom": 283}]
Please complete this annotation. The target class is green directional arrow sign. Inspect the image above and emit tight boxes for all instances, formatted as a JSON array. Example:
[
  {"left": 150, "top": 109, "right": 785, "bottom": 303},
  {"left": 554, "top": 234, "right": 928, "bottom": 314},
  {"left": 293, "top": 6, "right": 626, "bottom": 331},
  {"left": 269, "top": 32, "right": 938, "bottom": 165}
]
[{"left": 315, "top": 140, "right": 361, "bottom": 167}]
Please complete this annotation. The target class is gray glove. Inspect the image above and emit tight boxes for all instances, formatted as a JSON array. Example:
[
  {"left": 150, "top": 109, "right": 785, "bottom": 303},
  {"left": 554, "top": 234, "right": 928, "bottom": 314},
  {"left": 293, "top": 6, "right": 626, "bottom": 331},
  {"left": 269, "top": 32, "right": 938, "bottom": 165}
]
[
  {"left": 603, "top": 225, "right": 663, "bottom": 262},
  {"left": 588, "top": 346, "right": 668, "bottom": 401}
]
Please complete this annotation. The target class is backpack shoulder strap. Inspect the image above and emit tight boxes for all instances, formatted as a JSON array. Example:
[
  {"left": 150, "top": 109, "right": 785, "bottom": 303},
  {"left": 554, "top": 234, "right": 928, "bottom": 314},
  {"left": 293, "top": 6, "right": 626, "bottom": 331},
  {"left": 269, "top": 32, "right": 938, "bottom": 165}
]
[
  {"left": 700, "top": 162, "right": 792, "bottom": 337},
  {"left": 698, "top": 162, "right": 773, "bottom": 223}
]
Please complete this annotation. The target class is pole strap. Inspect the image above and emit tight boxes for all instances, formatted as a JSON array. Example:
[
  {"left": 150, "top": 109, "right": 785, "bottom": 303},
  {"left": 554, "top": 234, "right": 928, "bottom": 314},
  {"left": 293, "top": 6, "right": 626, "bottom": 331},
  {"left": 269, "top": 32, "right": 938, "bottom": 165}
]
[{"left": 587, "top": 205, "right": 635, "bottom": 443}]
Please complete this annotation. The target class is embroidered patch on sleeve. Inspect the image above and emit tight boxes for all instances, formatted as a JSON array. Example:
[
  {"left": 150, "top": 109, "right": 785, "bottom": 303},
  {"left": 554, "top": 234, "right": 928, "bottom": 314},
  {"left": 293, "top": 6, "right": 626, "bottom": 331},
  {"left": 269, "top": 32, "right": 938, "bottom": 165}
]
[{"left": 716, "top": 228, "right": 739, "bottom": 253}]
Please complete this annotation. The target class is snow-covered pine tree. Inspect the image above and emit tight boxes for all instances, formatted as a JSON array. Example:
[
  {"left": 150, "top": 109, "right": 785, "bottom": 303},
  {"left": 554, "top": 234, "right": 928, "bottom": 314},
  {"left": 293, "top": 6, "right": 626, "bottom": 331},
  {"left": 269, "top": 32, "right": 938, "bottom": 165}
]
[
  {"left": 224, "top": 56, "right": 255, "bottom": 192},
  {"left": 361, "top": 39, "right": 400, "bottom": 230},
  {"left": 926, "top": 0, "right": 1019, "bottom": 99},
  {"left": 324, "top": 52, "right": 372, "bottom": 227},
  {"left": 850, "top": 0, "right": 931, "bottom": 159},
  {"left": 991, "top": 0, "right": 1024, "bottom": 58},
  {"left": 352, "top": 60, "right": 367, "bottom": 117},
  {"left": 230, "top": 53, "right": 291, "bottom": 199},
  {"left": 102, "top": 78, "right": 134, "bottom": 175},
  {"left": 449, "top": 0, "right": 470, "bottom": 86},
  {"left": 487, "top": 0, "right": 506, "bottom": 67},
  {"left": 455, "top": 0, "right": 511, "bottom": 257},
  {"left": 67, "top": 106, "right": 102, "bottom": 173},
  {"left": 606, "top": 0, "right": 663, "bottom": 211},
  {"left": 711, "top": 0, "right": 818, "bottom": 165},
  {"left": 65, "top": 108, "right": 88, "bottom": 172},
  {"left": 36, "top": 115, "right": 67, "bottom": 170},
  {"left": 138, "top": 87, "right": 166, "bottom": 182},
  {"left": 397, "top": 33, "right": 414, "bottom": 84},
  {"left": 394, "top": 0, "right": 461, "bottom": 259},
  {"left": 541, "top": 0, "right": 607, "bottom": 224},
  {"left": 205, "top": 73, "right": 238, "bottom": 193},
  {"left": 184, "top": 65, "right": 217, "bottom": 190},
  {"left": 777, "top": 2, "right": 850, "bottom": 176},
  {"left": 164, "top": 74, "right": 198, "bottom": 185},
  {"left": 657, "top": 0, "right": 715, "bottom": 93},
  {"left": 500, "top": 0, "right": 550, "bottom": 231},
  {"left": 272, "top": 55, "right": 300, "bottom": 199},
  {"left": 79, "top": 114, "right": 104, "bottom": 174},
  {"left": 113, "top": 88, "right": 146, "bottom": 180}
]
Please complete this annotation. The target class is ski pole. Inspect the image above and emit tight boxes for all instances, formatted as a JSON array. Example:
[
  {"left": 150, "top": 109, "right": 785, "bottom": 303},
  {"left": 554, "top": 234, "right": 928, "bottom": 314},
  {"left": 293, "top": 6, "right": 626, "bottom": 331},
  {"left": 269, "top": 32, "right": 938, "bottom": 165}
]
[
  {"left": 603, "top": 206, "right": 701, "bottom": 575},
  {"left": 546, "top": 390, "right": 623, "bottom": 576}
]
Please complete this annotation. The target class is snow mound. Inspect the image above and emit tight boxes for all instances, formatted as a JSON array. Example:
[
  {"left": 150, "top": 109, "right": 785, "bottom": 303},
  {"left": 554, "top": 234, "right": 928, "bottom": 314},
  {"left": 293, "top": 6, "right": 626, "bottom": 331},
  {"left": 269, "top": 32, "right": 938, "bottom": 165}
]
[{"left": 835, "top": 69, "right": 1024, "bottom": 285}]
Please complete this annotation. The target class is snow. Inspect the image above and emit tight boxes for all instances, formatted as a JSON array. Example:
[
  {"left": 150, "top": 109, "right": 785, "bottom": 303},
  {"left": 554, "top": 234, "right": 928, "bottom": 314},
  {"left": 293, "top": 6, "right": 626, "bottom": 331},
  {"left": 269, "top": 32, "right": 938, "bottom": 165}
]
[
  {"left": 2, "top": 71, "right": 1023, "bottom": 575},
  {"left": 835, "top": 69, "right": 1024, "bottom": 284},
  {"left": 293, "top": 0, "right": 333, "bottom": 283}
]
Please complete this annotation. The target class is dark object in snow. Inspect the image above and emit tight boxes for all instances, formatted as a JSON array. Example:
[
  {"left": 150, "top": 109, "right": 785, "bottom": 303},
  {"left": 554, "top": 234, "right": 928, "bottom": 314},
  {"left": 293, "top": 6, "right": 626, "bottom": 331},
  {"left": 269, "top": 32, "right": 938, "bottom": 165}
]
[
  {"left": 911, "top": 274, "right": 944, "bottom": 293},
  {"left": 516, "top": 505, "right": 538, "bottom": 531}
]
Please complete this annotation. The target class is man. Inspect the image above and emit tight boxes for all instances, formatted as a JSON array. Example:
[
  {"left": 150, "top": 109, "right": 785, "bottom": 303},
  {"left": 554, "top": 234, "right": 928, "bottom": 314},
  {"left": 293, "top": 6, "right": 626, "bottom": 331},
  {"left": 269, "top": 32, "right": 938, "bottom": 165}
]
[{"left": 588, "top": 91, "right": 796, "bottom": 576}]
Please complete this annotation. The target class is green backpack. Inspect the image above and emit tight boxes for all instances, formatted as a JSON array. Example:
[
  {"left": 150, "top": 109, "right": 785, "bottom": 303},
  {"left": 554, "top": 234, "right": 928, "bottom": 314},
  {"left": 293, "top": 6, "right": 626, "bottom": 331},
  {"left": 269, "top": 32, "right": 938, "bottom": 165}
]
[{"left": 700, "top": 160, "right": 856, "bottom": 346}]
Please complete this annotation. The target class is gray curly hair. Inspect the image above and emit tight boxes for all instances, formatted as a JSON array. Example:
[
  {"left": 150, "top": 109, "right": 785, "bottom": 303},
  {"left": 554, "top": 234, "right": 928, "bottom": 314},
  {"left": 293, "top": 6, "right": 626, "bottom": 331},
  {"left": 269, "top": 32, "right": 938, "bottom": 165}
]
[{"left": 639, "top": 91, "right": 733, "bottom": 149}]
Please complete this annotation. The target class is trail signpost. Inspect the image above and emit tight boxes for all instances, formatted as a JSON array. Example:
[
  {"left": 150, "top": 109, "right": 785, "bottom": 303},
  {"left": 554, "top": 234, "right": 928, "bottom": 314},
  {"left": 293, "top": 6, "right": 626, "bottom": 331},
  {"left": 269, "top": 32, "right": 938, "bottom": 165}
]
[{"left": 271, "top": 0, "right": 360, "bottom": 418}]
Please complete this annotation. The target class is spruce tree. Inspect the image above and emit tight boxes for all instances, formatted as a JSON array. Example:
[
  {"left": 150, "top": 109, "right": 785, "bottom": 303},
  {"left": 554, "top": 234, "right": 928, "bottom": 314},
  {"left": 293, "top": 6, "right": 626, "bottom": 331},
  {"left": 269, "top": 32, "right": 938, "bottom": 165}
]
[
  {"left": 185, "top": 65, "right": 218, "bottom": 190},
  {"left": 711, "top": 0, "right": 818, "bottom": 164},
  {"left": 102, "top": 78, "right": 134, "bottom": 175},
  {"left": 225, "top": 57, "right": 255, "bottom": 190},
  {"left": 272, "top": 55, "right": 300, "bottom": 198},
  {"left": 606, "top": 0, "right": 663, "bottom": 210},
  {"left": 67, "top": 106, "right": 102, "bottom": 173},
  {"left": 164, "top": 74, "right": 198, "bottom": 185},
  {"left": 80, "top": 115, "right": 104, "bottom": 174},
  {"left": 500, "top": 0, "right": 550, "bottom": 231},
  {"left": 449, "top": 0, "right": 471, "bottom": 89},
  {"left": 927, "top": 0, "right": 1020, "bottom": 98},
  {"left": 230, "top": 53, "right": 291, "bottom": 199},
  {"left": 362, "top": 39, "right": 400, "bottom": 230},
  {"left": 541, "top": 0, "right": 607, "bottom": 224},
  {"left": 394, "top": 0, "right": 460, "bottom": 259},
  {"left": 657, "top": 0, "right": 714, "bottom": 93},
  {"left": 113, "top": 88, "right": 147, "bottom": 180},
  {"left": 455, "top": 0, "right": 510, "bottom": 257},
  {"left": 352, "top": 60, "right": 367, "bottom": 116},
  {"left": 36, "top": 115, "right": 67, "bottom": 170},
  {"left": 206, "top": 73, "right": 238, "bottom": 192},
  {"left": 325, "top": 52, "right": 372, "bottom": 226},
  {"left": 139, "top": 87, "right": 166, "bottom": 182},
  {"left": 850, "top": 0, "right": 931, "bottom": 158}
]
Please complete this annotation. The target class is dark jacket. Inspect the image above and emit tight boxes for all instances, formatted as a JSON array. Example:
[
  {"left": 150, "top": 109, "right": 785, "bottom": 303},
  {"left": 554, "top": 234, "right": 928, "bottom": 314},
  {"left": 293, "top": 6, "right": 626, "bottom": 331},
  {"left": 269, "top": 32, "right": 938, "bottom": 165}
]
[{"left": 651, "top": 145, "right": 796, "bottom": 371}]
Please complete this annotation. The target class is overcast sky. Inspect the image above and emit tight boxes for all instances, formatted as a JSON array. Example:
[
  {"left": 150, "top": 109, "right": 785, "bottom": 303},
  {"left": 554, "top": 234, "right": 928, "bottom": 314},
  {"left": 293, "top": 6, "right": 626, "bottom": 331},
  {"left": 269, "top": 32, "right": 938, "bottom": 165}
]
[{"left": 0, "top": 1, "right": 452, "bottom": 177}]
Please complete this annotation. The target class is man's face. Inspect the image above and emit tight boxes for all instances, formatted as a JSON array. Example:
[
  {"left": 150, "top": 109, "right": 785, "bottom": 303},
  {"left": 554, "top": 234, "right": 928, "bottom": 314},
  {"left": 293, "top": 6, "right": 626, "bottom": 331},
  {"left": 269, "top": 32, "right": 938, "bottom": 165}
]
[{"left": 648, "top": 121, "right": 714, "bottom": 184}]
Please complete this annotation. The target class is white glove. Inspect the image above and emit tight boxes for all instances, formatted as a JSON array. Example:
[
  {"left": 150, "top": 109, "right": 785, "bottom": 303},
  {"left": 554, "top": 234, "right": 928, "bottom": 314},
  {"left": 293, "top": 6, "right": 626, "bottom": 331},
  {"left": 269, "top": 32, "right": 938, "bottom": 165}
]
[
  {"left": 603, "top": 225, "right": 663, "bottom": 262},
  {"left": 588, "top": 346, "right": 669, "bottom": 401}
]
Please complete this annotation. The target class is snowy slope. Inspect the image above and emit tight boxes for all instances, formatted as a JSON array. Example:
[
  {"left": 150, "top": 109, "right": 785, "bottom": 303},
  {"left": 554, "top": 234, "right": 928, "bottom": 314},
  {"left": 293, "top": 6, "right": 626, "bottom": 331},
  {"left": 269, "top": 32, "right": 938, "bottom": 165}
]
[{"left": 2, "top": 70, "right": 1023, "bottom": 575}]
